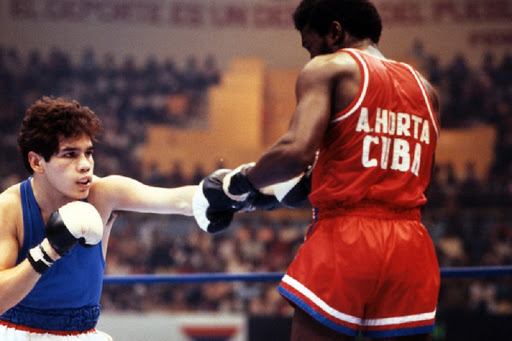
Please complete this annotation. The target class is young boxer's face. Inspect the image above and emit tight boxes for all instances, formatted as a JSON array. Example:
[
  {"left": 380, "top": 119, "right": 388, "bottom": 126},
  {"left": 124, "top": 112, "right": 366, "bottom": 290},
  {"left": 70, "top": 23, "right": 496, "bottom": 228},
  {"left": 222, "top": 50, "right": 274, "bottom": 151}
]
[{"left": 41, "top": 134, "right": 95, "bottom": 200}]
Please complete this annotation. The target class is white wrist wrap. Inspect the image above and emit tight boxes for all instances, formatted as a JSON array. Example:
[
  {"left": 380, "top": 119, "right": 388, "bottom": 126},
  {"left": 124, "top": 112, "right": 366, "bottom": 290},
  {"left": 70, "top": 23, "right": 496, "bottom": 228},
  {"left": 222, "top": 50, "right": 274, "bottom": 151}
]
[{"left": 27, "top": 244, "right": 54, "bottom": 274}]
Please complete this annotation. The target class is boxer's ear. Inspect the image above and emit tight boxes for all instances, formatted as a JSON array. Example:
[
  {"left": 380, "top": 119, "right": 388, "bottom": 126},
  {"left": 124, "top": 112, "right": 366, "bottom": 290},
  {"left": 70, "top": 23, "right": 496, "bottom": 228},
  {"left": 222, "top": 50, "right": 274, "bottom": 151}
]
[{"left": 28, "top": 151, "right": 45, "bottom": 174}]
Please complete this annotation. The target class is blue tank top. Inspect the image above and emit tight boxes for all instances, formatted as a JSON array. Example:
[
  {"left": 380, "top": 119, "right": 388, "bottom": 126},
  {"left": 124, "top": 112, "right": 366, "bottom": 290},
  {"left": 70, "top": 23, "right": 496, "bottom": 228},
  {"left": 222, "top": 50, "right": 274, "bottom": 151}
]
[{"left": 0, "top": 178, "right": 105, "bottom": 331}]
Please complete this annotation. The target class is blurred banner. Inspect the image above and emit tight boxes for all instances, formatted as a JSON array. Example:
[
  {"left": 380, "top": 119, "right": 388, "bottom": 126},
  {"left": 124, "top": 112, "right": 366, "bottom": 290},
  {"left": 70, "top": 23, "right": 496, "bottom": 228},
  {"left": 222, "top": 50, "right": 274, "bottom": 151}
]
[
  {"left": 97, "top": 312, "right": 246, "bottom": 341},
  {"left": 1, "top": 0, "right": 510, "bottom": 69}
]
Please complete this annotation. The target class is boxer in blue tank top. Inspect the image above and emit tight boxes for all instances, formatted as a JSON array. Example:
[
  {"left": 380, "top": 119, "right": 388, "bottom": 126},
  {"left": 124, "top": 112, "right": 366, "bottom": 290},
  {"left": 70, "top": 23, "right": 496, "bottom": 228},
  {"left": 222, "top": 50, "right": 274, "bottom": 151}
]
[
  {"left": 1, "top": 179, "right": 103, "bottom": 332},
  {"left": 0, "top": 97, "right": 198, "bottom": 340}
]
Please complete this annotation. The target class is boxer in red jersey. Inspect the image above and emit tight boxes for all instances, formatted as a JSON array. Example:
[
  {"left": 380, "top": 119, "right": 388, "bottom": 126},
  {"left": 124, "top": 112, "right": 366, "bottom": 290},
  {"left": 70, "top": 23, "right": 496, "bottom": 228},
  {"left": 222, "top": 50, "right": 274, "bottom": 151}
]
[{"left": 205, "top": 0, "right": 441, "bottom": 339}]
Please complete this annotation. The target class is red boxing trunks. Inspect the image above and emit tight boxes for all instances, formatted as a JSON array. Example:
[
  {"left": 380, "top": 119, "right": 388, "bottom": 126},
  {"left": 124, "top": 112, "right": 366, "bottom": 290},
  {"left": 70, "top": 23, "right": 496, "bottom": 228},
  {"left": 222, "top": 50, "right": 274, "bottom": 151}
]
[{"left": 278, "top": 205, "right": 440, "bottom": 338}]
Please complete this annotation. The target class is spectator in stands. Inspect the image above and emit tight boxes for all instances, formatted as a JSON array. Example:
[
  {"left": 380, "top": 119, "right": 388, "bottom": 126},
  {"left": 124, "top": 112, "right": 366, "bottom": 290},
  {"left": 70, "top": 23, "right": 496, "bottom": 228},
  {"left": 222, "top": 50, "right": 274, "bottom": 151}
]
[
  {"left": 181, "top": 55, "right": 203, "bottom": 91},
  {"left": 78, "top": 47, "right": 99, "bottom": 83},
  {"left": 463, "top": 215, "right": 491, "bottom": 266},
  {"left": 468, "top": 279, "right": 497, "bottom": 314},
  {"left": 436, "top": 214, "right": 468, "bottom": 267},
  {"left": 495, "top": 52, "right": 512, "bottom": 88},
  {"left": 167, "top": 160, "right": 186, "bottom": 186},
  {"left": 458, "top": 161, "right": 483, "bottom": 207},
  {"left": 201, "top": 54, "right": 221, "bottom": 87}
]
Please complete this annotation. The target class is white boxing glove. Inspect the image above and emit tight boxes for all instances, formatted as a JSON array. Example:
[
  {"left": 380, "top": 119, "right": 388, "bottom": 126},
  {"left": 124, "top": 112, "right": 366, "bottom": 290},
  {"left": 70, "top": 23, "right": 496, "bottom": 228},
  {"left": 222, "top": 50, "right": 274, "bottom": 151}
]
[
  {"left": 45, "top": 201, "right": 104, "bottom": 256},
  {"left": 28, "top": 201, "right": 104, "bottom": 274}
]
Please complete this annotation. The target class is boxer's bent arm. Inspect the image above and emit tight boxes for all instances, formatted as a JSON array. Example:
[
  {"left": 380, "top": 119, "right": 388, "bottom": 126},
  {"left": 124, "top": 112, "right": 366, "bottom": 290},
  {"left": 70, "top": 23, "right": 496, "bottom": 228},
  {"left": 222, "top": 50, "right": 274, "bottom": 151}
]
[
  {"left": 93, "top": 175, "right": 197, "bottom": 216},
  {"left": 0, "top": 261, "right": 42, "bottom": 315},
  {"left": 0, "top": 242, "right": 59, "bottom": 315},
  {"left": 246, "top": 57, "right": 334, "bottom": 189}
]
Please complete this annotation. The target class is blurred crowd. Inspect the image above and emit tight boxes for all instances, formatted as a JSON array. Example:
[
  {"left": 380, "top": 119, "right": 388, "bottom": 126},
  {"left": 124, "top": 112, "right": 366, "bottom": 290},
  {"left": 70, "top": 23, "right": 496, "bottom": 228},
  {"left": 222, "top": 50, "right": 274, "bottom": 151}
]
[
  {"left": 0, "top": 43, "right": 511, "bottom": 317},
  {"left": 0, "top": 45, "right": 220, "bottom": 188},
  {"left": 102, "top": 212, "right": 307, "bottom": 316}
]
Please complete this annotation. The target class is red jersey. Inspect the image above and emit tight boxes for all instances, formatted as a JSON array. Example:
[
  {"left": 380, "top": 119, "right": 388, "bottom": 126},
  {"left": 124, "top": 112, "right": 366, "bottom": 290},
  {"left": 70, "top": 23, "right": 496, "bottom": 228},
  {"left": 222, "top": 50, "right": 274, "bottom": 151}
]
[{"left": 309, "top": 48, "right": 440, "bottom": 210}]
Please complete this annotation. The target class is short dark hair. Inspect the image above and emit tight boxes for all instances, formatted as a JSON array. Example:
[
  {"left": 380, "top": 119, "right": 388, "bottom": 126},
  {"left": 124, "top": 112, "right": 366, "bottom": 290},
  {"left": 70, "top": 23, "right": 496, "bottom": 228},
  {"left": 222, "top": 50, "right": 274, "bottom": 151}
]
[
  {"left": 293, "top": 0, "right": 382, "bottom": 44},
  {"left": 18, "top": 96, "right": 103, "bottom": 174}
]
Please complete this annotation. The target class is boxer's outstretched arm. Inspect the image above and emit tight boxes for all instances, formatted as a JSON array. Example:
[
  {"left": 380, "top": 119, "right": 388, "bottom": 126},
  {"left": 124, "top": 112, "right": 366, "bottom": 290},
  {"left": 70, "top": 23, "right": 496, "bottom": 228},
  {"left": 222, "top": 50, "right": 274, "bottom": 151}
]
[{"left": 90, "top": 175, "right": 197, "bottom": 216}]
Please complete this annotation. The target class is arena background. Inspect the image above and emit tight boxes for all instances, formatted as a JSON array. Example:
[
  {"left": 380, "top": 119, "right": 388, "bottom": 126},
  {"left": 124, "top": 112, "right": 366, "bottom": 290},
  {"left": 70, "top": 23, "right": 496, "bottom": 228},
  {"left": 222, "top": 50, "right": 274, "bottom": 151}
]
[
  {"left": 2, "top": 0, "right": 511, "bottom": 69},
  {"left": 1, "top": 0, "right": 511, "bottom": 340}
]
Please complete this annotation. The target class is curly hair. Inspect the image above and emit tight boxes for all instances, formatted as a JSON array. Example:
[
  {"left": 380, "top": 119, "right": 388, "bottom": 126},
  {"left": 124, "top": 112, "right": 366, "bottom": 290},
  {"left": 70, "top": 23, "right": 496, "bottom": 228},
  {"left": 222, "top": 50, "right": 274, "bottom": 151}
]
[
  {"left": 293, "top": 0, "right": 382, "bottom": 44},
  {"left": 18, "top": 96, "right": 103, "bottom": 174}
]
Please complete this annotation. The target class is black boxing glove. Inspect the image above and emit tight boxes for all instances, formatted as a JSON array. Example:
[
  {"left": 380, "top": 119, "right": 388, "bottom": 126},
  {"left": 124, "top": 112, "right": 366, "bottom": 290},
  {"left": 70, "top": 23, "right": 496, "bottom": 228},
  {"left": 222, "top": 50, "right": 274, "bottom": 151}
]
[
  {"left": 250, "top": 191, "right": 282, "bottom": 211},
  {"left": 243, "top": 170, "right": 311, "bottom": 211},
  {"left": 221, "top": 163, "right": 258, "bottom": 205},
  {"left": 193, "top": 169, "right": 247, "bottom": 233},
  {"left": 272, "top": 168, "right": 312, "bottom": 208},
  {"left": 222, "top": 162, "right": 313, "bottom": 211}
]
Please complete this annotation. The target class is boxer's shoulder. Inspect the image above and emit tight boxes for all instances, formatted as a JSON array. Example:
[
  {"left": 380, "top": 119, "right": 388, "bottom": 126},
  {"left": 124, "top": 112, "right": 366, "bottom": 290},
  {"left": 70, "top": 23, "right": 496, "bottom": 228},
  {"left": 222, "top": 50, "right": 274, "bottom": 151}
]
[
  {"left": 0, "top": 184, "right": 24, "bottom": 267},
  {"left": 0, "top": 184, "right": 22, "bottom": 231}
]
